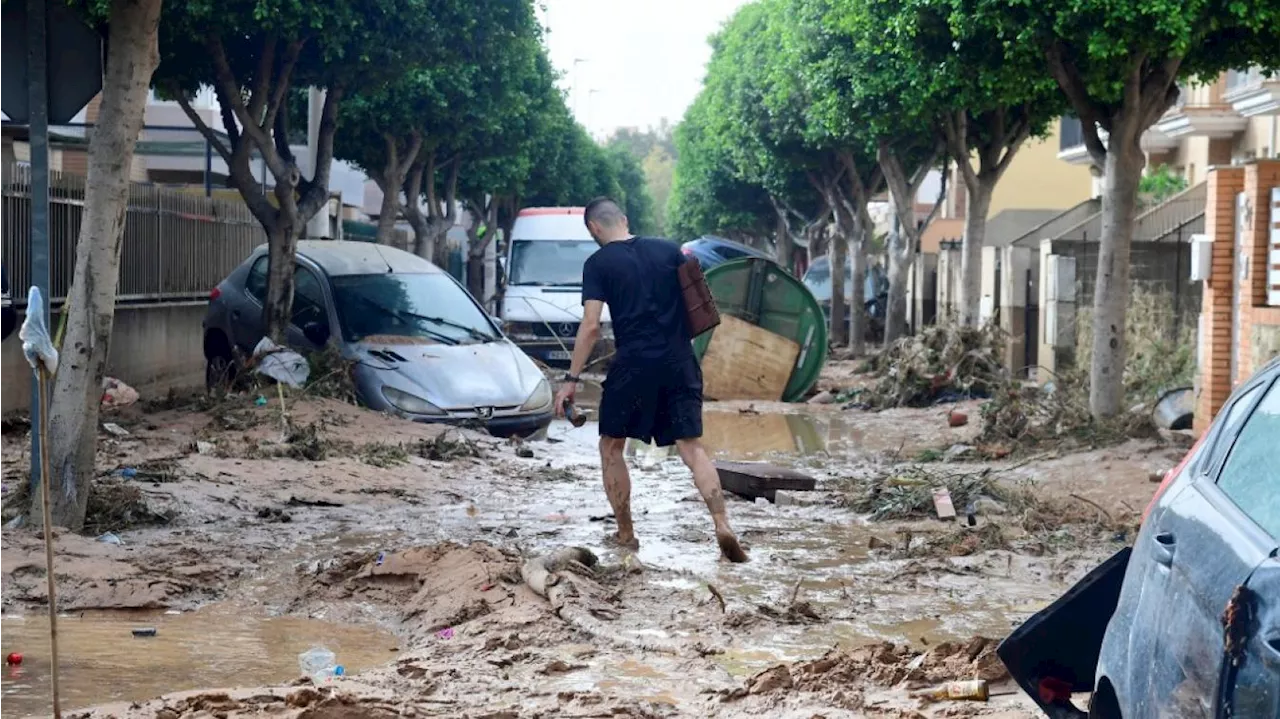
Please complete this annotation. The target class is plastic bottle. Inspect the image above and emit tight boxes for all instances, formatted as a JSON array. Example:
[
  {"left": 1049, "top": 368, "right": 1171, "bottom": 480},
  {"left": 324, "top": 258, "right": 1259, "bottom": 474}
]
[
  {"left": 912, "top": 679, "right": 989, "bottom": 701},
  {"left": 562, "top": 398, "right": 587, "bottom": 428},
  {"left": 298, "top": 647, "right": 337, "bottom": 684}
]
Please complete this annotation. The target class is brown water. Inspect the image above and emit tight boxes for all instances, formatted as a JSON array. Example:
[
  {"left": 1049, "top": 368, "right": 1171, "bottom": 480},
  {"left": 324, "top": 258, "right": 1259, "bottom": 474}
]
[{"left": 0, "top": 604, "right": 399, "bottom": 717}]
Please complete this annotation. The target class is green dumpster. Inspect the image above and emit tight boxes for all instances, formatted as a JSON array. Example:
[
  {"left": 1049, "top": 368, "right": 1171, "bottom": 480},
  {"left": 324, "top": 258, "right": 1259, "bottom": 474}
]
[{"left": 693, "top": 257, "right": 827, "bottom": 402}]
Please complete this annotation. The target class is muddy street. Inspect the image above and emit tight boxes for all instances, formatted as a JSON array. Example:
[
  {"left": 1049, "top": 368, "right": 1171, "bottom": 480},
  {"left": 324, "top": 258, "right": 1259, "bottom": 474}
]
[{"left": 0, "top": 367, "right": 1185, "bottom": 718}]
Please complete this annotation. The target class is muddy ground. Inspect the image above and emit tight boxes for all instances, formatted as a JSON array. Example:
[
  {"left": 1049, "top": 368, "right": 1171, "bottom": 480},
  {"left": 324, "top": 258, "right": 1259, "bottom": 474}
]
[{"left": 0, "top": 362, "right": 1190, "bottom": 718}]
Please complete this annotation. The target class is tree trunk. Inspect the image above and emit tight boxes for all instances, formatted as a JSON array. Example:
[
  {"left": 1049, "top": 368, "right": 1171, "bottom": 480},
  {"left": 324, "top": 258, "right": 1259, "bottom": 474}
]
[
  {"left": 959, "top": 179, "right": 994, "bottom": 327},
  {"left": 43, "top": 0, "right": 162, "bottom": 529},
  {"left": 775, "top": 213, "right": 793, "bottom": 273},
  {"left": 264, "top": 221, "right": 299, "bottom": 341},
  {"left": 1089, "top": 133, "right": 1145, "bottom": 418},
  {"left": 829, "top": 226, "right": 849, "bottom": 347},
  {"left": 375, "top": 177, "right": 402, "bottom": 244},
  {"left": 885, "top": 232, "right": 911, "bottom": 343},
  {"left": 848, "top": 216, "right": 867, "bottom": 354}
]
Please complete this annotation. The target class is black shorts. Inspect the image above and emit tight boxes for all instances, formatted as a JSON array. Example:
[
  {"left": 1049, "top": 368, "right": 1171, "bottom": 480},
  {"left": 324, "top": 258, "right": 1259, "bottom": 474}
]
[{"left": 599, "top": 355, "right": 702, "bottom": 447}]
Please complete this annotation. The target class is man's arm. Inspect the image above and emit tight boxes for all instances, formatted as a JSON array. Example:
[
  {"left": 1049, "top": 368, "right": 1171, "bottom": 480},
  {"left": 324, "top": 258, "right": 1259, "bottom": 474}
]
[
  {"left": 568, "top": 300, "right": 604, "bottom": 378},
  {"left": 555, "top": 299, "right": 603, "bottom": 415}
]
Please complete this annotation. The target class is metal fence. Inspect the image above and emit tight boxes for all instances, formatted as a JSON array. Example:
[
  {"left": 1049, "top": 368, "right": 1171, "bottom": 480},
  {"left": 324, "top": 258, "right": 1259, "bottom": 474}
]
[{"left": 3, "top": 163, "right": 266, "bottom": 306}]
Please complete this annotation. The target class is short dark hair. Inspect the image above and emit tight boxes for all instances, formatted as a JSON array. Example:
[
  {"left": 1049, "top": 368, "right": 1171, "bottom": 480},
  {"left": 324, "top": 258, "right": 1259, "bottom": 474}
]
[{"left": 584, "top": 196, "right": 625, "bottom": 228}]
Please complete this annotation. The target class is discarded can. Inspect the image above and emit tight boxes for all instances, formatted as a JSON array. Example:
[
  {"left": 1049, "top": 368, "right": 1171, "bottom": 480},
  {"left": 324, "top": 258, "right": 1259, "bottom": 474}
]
[
  {"left": 912, "top": 679, "right": 989, "bottom": 701},
  {"left": 131, "top": 627, "right": 158, "bottom": 638},
  {"left": 562, "top": 399, "right": 588, "bottom": 428}
]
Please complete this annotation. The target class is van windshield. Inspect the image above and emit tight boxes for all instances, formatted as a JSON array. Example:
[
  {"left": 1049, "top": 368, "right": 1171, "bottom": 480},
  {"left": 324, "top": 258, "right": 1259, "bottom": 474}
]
[{"left": 509, "top": 240, "right": 598, "bottom": 287}]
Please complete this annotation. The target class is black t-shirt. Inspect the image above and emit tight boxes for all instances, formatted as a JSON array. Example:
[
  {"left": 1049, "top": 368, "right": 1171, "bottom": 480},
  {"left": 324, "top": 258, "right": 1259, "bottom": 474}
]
[{"left": 582, "top": 237, "right": 692, "bottom": 363}]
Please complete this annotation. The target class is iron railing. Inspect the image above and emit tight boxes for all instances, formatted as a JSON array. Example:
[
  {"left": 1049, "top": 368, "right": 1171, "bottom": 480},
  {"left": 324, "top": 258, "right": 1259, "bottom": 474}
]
[{"left": 3, "top": 163, "right": 267, "bottom": 306}]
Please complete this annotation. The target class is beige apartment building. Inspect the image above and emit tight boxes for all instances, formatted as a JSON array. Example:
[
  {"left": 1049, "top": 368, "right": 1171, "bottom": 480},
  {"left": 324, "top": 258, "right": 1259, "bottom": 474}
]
[{"left": 1058, "top": 67, "right": 1280, "bottom": 183}]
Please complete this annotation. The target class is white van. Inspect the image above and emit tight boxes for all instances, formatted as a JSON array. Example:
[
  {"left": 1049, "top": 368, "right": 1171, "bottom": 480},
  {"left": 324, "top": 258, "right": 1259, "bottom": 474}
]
[{"left": 499, "top": 207, "right": 612, "bottom": 367}]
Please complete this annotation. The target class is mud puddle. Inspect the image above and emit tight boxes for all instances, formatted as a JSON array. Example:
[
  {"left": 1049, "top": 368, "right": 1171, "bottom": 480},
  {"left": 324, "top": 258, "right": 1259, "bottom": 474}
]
[{"left": 0, "top": 604, "right": 398, "bottom": 717}]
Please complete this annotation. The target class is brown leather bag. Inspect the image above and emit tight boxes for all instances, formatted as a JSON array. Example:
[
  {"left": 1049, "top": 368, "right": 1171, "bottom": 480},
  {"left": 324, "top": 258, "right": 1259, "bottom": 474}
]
[{"left": 678, "top": 257, "right": 721, "bottom": 338}]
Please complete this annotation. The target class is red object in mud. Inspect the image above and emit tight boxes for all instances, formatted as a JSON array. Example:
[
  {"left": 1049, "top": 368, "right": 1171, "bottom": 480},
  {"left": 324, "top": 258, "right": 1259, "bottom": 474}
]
[
  {"left": 948, "top": 410, "right": 969, "bottom": 427},
  {"left": 5, "top": 653, "right": 21, "bottom": 666},
  {"left": 1037, "top": 676, "right": 1072, "bottom": 704}
]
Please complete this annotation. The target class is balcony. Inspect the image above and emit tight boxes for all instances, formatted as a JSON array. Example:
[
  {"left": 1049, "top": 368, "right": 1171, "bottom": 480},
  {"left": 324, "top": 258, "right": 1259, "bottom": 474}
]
[
  {"left": 1224, "top": 67, "right": 1280, "bottom": 117},
  {"left": 1156, "top": 81, "right": 1248, "bottom": 138},
  {"left": 1057, "top": 116, "right": 1177, "bottom": 166}
]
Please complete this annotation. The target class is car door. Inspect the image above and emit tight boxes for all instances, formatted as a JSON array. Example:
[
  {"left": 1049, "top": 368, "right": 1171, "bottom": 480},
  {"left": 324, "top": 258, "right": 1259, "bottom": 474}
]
[
  {"left": 284, "top": 263, "right": 335, "bottom": 352},
  {"left": 231, "top": 254, "right": 271, "bottom": 353},
  {"left": 1134, "top": 375, "right": 1272, "bottom": 718},
  {"left": 1212, "top": 378, "right": 1280, "bottom": 718}
]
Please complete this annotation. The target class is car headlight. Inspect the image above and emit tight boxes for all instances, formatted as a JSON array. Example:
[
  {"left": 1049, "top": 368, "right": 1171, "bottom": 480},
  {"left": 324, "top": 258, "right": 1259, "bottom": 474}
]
[
  {"left": 383, "top": 386, "right": 445, "bottom": 416},
  {"left": 520, "top": 379, "right": 553, "bottom": 412}
]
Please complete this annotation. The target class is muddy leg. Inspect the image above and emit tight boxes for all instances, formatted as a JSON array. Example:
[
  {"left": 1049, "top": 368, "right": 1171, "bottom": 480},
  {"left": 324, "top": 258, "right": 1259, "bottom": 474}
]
[
  {"left": 599, "top": 436, "right": 638, "bottom": 549},
  {"left": 675, "top": 439, "right": 748, "bottom": 563}
]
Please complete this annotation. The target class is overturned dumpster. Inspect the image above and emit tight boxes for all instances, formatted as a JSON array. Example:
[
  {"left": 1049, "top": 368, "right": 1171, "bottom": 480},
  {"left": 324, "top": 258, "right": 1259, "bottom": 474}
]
[{"left": 693, "top": 257, "right": 827, "bottom": 402}]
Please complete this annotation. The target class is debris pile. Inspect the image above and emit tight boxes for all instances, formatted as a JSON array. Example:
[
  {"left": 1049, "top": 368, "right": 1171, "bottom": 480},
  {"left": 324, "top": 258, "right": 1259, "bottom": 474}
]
[
  {"left": 726, "top": 636, "right": 1008, "bottom": 704},
  {"left": 976, "top": 371, "right": 1156, "bottom": 454},
  {"left": 841, "top": 466, "right": 1022, "bottom": 522},
  {"left": 83, "top": 478, "right": 174, "bottom": 535},
  {"left": 856, "top": 325, "right": 1005, "bottom": 409}
]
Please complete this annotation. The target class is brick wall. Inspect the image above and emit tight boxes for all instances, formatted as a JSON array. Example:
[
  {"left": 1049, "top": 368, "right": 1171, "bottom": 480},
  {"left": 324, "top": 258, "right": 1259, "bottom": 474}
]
[
  {"left": 1195, "top": 167, "right": 1244, "bottom": 433},
  {"left": 1195, "top": 161, "right": 1280, "bottom": 434}
]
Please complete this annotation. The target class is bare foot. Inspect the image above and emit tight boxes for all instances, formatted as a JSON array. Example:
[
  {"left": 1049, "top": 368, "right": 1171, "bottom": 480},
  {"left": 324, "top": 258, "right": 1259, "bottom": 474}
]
[
  {"left": 716, "top": 528, "right": 749, "bottom": 563},
  {"left": 604, "top": 532, "right": 640, "bottom": 552}
]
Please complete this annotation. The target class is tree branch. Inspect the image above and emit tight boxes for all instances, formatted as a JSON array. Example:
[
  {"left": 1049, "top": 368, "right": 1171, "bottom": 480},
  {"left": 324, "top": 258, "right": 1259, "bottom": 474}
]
[
  {"left": 298, "top": 85, "right": 344, "bottom": 221},
  {"left": 443, "top": 156, "right": 461, "bottom": 223},
  {"left": 1139, "top": 57, "right": 1184, "bottom": 129},
  {"left": 941, "top": 110, "right": 979, "bottom": 189},
  {"left": 1046, "top": 41, "right": 1109, "bottom": 167},
  {"left": 262, "top": 40, "right": 305, "bottom": 133},
  {"left": 994, "top": 115, "right": 1032, "bottom": 179},
  {"left": 173, "top": 91, "right": 231, "bottom": 163},
  {"left": 246, "top": 34, "right": 277, "bottom": 125},
  {"left": 424, "top": 150, "right": 439, "bottom": 220},
  {"left": 207, "top": 35, "right": 272, "bottom": 153}
]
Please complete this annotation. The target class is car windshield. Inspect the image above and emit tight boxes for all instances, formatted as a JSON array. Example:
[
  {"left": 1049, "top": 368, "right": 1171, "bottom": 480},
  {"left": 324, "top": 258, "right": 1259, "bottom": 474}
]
[
  {"left": 803, "top": 261, "right": 882, "bottom": 303},
  {"left": 330, "top": 273, "right": 499, "bottom": 345},
  {"left": 509, "top": 239, "right": 598, "bottom": 286}
]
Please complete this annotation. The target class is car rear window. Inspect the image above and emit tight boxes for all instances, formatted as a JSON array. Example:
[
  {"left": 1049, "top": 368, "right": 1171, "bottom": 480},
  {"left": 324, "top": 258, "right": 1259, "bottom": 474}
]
[{"left": 1216, "top": 380, "right": 1280, "bottom": 539}]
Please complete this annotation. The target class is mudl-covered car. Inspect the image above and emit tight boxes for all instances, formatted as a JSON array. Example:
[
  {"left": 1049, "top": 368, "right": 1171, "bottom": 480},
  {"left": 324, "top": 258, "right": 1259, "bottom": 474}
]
[
  {"left": 802, "top": 256, "right": 888, "bottom": 341},
  {"left": 680, "top": 235, "right": 772, "bottom": 271},
  {"left": 998, "top": 356, "right": 1280, "bottom": 718},
  {"left": 204, "top": 241, "right": 554, "bottom": 438}
]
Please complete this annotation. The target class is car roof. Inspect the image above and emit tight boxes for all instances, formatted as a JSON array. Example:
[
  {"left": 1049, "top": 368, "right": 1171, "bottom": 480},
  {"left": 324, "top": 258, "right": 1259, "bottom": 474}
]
[
  {"left": 684, "top": 236, "right": 768, "bottom": 254},
  {"left": 256, "top": 241, "right": 445, "bottom": 277}
]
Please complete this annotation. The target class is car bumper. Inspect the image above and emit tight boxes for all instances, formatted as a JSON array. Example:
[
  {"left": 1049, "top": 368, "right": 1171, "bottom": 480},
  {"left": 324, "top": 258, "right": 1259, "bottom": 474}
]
[
  {"left": 996, "top": 547, "right": 1131, "bottom": 718},
  {"left": 412, "top": 410, "right": 553, "bottom": 439},
  {"left": 514, "top": 338, "right": 616, "bottom": 369}
]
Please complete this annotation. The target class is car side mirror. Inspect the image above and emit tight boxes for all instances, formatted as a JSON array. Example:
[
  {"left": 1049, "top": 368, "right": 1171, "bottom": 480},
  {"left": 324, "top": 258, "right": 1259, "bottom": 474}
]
[{"left": 303, "top": 321, "right": 330, "bottom": 346}]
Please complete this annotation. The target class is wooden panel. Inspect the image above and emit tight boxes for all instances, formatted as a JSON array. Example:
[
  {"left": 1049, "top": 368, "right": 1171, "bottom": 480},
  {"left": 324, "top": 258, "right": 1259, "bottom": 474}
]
[
  {"left": 715, "top": 461, "right": 817, "bottom": 502},
  {"left": 700, "top": 314, "right": 799, "bottom": 401}
]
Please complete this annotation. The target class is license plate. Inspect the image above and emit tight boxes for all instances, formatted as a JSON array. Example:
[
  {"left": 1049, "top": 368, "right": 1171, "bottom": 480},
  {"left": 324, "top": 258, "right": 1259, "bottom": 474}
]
[{"left": 546, "top": 350, "right": 572, "bottom": 360}]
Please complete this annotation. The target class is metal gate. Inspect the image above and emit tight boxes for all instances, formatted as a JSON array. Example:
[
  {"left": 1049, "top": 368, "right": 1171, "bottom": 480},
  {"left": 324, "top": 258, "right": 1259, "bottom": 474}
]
[{"left": 1024, "top": 268, "right": 1039, "bottom": 377}]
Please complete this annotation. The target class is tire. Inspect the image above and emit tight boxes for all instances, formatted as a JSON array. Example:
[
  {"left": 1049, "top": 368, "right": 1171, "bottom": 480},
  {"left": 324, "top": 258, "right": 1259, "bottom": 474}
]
[{"left": 204, "top": 332, "right": 236, "bottom": 391}]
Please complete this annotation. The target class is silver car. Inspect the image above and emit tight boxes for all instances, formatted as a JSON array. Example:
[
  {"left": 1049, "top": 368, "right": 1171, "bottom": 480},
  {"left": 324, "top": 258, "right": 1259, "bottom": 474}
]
[{"left": 202, "top": 241, "right": 553, "bottom": 438}]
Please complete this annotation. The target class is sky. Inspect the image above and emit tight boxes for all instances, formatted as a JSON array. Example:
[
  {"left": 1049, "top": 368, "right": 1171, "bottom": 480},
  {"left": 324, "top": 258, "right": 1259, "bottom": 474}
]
[{"left": 538, "top": 0, "right": 751, "bottom": 141}]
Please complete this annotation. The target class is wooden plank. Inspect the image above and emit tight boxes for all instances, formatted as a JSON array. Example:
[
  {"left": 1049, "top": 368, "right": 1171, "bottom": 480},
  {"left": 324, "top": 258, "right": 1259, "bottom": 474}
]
[
  {"left": 700, "top": 314, "right": 800, "bottom": 401},
  {"left": 715, "top": 461, "right": 817, "bottom": 502}
]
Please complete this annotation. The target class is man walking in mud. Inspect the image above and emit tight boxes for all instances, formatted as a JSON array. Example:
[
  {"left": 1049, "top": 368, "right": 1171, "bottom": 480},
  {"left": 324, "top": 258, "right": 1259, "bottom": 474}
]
[{"left": 555, "top": 197, "right": 748, "bottom": 563}]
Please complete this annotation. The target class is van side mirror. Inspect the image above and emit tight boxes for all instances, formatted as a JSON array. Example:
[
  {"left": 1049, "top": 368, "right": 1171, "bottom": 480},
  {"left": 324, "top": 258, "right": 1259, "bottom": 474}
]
[{"left": 303, "top": 321, "right": 330, "bottom": 346}]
